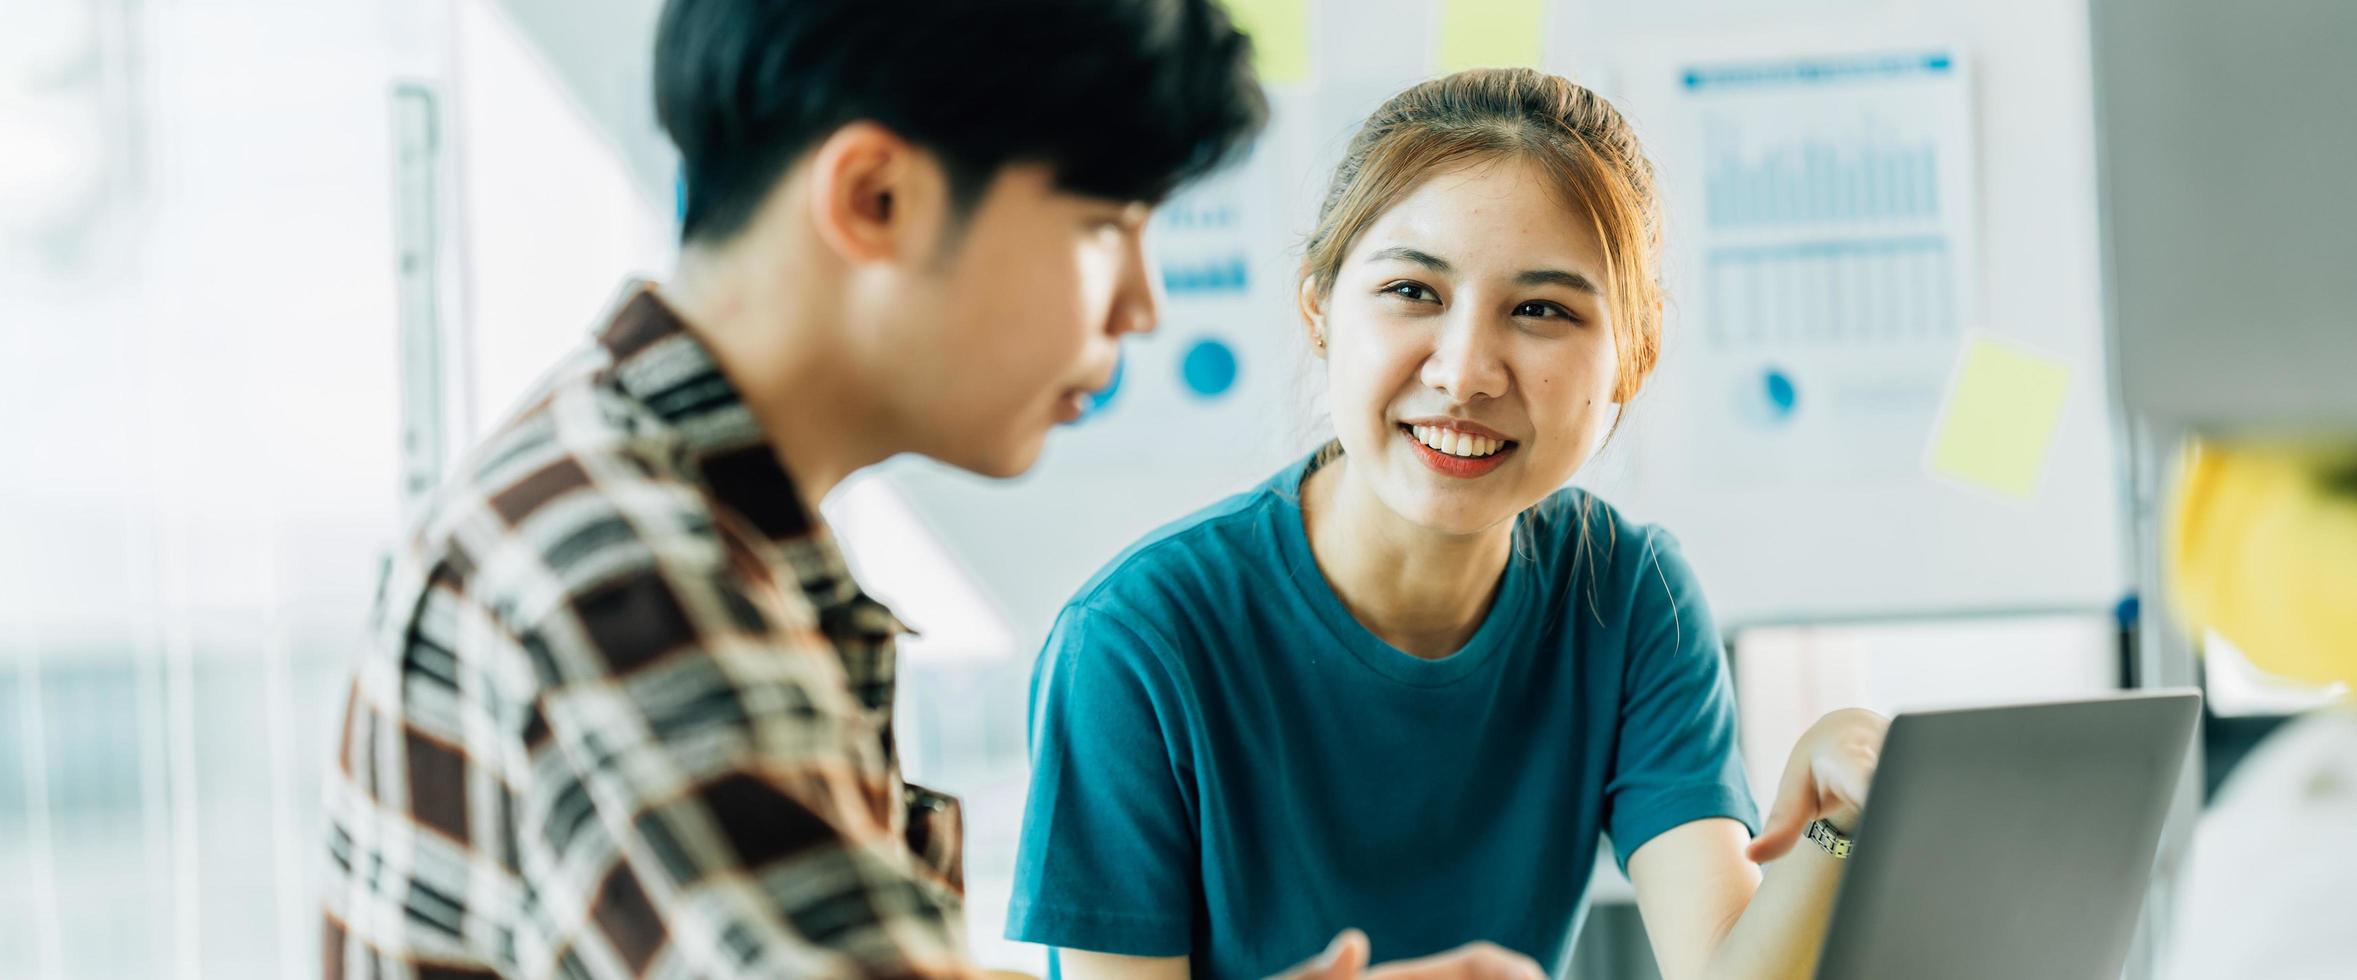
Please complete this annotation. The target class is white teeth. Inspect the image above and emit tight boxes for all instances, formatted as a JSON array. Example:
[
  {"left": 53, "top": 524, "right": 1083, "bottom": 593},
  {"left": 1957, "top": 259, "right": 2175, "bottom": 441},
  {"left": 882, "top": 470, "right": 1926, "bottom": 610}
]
[{"left": 1409, "top": 425, "right": 1506, "bottom": 458}]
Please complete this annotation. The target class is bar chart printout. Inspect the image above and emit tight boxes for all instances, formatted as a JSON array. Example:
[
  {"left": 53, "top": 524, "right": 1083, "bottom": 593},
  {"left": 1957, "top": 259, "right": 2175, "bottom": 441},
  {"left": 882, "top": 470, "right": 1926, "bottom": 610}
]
[{"left": 1663, "top": 49, "right": 1979, "bottom": 485}]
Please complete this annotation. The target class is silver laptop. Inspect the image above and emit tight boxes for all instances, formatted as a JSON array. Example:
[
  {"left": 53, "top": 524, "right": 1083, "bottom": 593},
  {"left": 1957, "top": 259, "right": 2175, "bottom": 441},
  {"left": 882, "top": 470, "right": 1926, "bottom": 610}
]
[{"left": 1814, "top": 690, "right": 2203, "bottom": 980}]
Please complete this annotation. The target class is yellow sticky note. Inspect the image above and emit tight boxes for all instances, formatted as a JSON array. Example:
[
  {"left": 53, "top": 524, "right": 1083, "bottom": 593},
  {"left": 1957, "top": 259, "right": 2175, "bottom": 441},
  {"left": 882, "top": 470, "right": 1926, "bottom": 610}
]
[
  {"left": 1928, "top": 336, "right": 2071, "bottom": 499},
  {"left": 1224, "top": 0, "right": 1312, "bottom": 84},
  {"left": 1439, "top": 0, "right": 1545, "bottom": 73}
]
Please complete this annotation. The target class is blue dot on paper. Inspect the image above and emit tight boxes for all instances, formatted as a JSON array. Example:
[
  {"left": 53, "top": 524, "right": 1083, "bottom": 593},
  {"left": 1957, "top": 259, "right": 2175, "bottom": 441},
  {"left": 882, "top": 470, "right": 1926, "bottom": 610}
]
[
  {"left": 1764, "top": 368, "right": 1798, "bottom": 418},
  {"left": 1080, "top": 353, "right": 1125, "bottom": 421},
  {"left": 1181, "top": 338, "right": 1238, "bottom": 398}
]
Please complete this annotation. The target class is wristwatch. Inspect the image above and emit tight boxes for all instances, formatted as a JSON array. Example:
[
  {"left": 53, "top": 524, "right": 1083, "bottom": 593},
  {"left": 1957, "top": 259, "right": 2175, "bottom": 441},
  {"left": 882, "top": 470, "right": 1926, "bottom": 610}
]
[{"left": 1805, "top": 817, "right": 1855, "bottom": 859}]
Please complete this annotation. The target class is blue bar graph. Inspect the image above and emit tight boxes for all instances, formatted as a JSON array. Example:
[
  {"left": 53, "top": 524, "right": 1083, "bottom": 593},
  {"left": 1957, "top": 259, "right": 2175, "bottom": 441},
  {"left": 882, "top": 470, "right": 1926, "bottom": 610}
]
[
  {"left": 1702, "top": 237, "right": 1955, "bottom": 346},
  {"left": 1705, "top": 137, "right": 1939, "bottom": 229},
  {"left": 1161, "top": 254, "right": 1249, "bottom": 295},
  {"left": 1156, "top": 199, "right": 1239, "bottom": 232}
]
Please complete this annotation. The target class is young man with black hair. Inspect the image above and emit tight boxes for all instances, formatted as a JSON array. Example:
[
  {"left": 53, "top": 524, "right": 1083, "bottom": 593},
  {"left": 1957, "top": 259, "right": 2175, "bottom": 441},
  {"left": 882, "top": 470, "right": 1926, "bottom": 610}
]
[{"left": 321, "top": 1, "right": 1541, "bottom": 977}]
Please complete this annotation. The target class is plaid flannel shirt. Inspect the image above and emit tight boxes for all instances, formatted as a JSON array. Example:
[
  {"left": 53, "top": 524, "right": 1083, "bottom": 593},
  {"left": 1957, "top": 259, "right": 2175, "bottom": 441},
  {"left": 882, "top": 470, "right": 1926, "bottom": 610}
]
[{"left": 323, "top": 285, "right": 975, "bottom": 979}]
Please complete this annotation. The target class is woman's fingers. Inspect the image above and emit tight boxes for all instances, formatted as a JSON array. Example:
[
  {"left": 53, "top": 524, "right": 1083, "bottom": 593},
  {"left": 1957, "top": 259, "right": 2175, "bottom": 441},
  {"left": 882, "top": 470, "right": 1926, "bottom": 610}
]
[
  {"left": 1367, "top": 941, "right": 1545, "bottom": 980},
  {"left": 1274, "top": 930, "right": 1370, "bottom": 979},
  {"left": 1822, "top": 753, "right": 1872, "bottom": 814},
  {"left": 1814, "top": 709, "right": 1888, "bottom": 827},
  {"left": 1276, "top": 933, "right": 1541, "bottom": 980},
  {"left": 1750, "top": 709, "right": 1891, "bottom": 863}
]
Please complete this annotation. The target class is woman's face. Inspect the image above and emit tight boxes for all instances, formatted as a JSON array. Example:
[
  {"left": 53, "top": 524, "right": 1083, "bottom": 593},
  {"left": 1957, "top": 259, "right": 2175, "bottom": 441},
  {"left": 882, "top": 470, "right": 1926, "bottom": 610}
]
[{"left": 1303, "top": 155, "right": 1622, "bottom": 537}]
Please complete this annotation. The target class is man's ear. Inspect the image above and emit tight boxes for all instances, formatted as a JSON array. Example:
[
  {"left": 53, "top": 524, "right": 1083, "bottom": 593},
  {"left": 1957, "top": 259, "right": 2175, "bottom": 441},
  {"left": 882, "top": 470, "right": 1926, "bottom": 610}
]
[
  {"left": 805, "top": 121, "right": 943, "bottom": 265},
  {"left": 1297, "top": 275, "right": 1330, "bottom": 359}
]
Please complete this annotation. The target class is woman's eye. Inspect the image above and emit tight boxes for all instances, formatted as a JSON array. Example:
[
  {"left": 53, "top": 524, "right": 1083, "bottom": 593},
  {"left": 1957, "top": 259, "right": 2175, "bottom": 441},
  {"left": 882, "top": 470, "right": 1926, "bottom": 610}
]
[
  {"left": 1384, "top": 282, "right": 1437, "bottom": 302},
  {"left": 1515, "top": 301, "right": 1574, "bottom": 321}
]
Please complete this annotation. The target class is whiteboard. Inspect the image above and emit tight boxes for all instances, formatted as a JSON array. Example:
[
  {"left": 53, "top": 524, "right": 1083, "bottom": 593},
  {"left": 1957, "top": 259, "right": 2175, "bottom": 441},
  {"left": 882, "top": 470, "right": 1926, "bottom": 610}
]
[
  {"left": 1567, "top": 5, "right": 2128, "bottom": 625},
  {"left": 888, "top": 0, "right": 2132, "bottom": 638}
]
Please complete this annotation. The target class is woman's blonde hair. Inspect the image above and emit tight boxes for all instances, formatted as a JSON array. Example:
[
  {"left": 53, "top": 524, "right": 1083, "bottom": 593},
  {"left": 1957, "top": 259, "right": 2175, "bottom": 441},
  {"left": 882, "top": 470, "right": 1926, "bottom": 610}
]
[{"left": 1301, "top": 67, "right": 1665, "bottom": 404}]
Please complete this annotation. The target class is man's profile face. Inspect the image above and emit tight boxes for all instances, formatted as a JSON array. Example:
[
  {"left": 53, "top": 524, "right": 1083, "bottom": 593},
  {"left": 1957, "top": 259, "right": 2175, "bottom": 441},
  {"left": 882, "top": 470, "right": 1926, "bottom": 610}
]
[{"left": 872, "top": 162, "right": 1161, "bottom": 478}]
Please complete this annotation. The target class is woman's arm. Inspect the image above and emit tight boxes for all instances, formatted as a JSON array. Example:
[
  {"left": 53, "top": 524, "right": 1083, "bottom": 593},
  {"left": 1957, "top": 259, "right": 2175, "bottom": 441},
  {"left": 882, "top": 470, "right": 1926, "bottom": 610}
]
[
  {"left": 1056, "top": 933, "right": 1547, "bottom": 980},
  {"left": 1627, "top": 708, "right": 1889, "bottom": 980},
  {"left": 1056, "top": 951, "right": 1191, "bottom": 980},
  {"left": 1627, "top": 818, "right": 1847, "bottom": 980}
]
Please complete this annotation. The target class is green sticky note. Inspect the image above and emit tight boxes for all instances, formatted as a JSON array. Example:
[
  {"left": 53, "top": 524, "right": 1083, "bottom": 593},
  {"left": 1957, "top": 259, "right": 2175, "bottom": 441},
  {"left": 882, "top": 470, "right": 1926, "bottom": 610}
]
[
  {"left": 1225, "top": 0, "right": 1311, "bottom": 84},
  {"left": 1928, "top": 337, "right": 2071, "bottom": 499},
  {"left": 1439, "top": 0, "right": 1545, "bottom": 72}
]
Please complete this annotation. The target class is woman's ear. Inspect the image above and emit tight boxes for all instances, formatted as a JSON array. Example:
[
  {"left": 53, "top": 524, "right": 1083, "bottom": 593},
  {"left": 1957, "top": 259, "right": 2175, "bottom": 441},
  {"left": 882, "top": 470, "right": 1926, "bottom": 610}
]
[{"left": 1297, "top": 275, "right": 1329, "bottom": 359}]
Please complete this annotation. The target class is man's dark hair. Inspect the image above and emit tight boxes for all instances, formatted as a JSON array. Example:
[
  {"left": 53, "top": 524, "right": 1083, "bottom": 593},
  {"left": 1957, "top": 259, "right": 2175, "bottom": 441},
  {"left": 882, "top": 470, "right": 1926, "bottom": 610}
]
[{"left": 655, "top": 0, "right": 1269, "bottom": 245}]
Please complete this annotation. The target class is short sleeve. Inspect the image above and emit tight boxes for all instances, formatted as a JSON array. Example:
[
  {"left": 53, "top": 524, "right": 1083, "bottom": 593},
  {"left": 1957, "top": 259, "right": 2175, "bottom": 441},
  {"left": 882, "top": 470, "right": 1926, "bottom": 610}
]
[
  {"left": 1604, "top": 528, "right": 1761, "bottom": 872},
  {"left": 1005, "top": 606, "right": 1200, "bottom": 956}
]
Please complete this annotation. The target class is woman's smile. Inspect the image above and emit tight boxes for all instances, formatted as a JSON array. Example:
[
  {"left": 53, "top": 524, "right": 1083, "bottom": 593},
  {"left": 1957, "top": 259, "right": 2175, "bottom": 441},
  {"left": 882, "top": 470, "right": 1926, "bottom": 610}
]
[{"left": 1398, "top": 422, "right": 1518, "bottom": 478}]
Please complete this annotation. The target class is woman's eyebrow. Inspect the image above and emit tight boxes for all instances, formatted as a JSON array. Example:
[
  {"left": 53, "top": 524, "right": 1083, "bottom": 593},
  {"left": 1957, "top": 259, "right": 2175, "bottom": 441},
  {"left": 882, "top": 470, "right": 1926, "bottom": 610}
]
[
  {"left": 1367, "top": 245, "right": 1452, "bottom": 273},
  {"left": 1516, "top": 268, "right": 1600, "bottom": 294},
  {"left": 1368, "top": 246, "right": 1599, "bottom": 295}
]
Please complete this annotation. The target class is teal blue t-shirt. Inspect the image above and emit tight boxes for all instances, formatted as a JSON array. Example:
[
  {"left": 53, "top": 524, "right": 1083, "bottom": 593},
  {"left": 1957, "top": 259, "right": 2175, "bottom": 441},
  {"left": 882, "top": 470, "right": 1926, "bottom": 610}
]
[{"left": 1006, "top": 454, "right": 1758, "bottom": 978}]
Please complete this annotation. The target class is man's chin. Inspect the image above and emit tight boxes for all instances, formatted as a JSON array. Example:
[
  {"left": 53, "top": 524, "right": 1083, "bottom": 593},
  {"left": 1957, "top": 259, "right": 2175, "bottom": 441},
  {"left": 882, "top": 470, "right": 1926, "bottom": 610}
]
[{"left": 939, "top": 430, "right": 1048, "bottom": 481}]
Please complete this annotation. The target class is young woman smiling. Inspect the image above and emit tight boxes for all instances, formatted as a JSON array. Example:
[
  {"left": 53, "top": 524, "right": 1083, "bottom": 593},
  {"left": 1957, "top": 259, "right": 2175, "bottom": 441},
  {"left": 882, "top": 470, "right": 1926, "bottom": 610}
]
[{"left": 1007, "top": 69, "right": 1888, "bottom": 980}]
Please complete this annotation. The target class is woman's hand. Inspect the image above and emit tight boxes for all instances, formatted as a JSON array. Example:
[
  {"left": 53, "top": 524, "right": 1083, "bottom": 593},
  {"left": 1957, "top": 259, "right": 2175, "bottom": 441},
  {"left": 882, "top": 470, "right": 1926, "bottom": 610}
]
[
  {"left": 1277, "top": 930, "right": 1545, "bottom": 980},
  {"left": 1746, "top": 708, "right": 1891, "bottom": 864}
]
